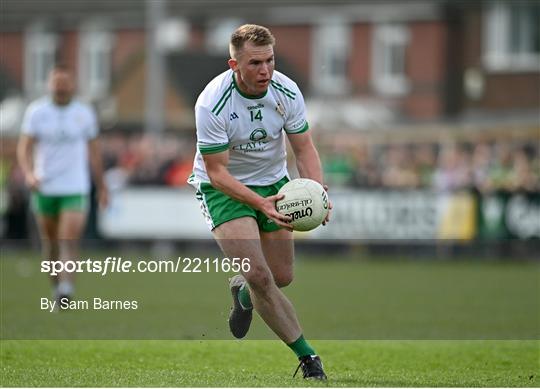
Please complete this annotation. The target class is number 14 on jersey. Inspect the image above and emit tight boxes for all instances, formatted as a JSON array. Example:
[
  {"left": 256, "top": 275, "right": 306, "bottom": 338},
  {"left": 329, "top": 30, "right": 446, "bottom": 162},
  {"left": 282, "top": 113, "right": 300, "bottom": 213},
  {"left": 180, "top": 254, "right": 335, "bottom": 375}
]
[{"left": 250, "top": 110, "right": 263, "bottom": 122}]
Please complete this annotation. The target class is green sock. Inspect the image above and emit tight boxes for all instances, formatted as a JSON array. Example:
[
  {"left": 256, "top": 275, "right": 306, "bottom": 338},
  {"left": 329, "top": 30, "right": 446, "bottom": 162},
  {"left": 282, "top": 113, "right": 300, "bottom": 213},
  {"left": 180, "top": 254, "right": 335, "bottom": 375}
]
[
  {"left": 238, "top": 283, "right": 252, "bottom": 310},
  {"left": 287, "top": 334, "right": 316, "bottom": 358}
]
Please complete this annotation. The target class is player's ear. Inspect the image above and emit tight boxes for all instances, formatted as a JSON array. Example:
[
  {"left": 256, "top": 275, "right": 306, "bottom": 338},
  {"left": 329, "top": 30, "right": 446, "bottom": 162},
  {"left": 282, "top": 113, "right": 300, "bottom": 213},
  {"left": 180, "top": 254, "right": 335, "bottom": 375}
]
[{"left": 228, "top": 58, "right": 238, "bottom": 72}]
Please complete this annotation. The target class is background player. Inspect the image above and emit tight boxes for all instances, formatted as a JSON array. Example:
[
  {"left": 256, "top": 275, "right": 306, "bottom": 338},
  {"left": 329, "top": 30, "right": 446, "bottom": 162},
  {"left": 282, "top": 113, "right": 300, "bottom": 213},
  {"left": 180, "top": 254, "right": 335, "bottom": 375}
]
[{"left": 17, "top": 65, "right": 108, "bottom": 307}]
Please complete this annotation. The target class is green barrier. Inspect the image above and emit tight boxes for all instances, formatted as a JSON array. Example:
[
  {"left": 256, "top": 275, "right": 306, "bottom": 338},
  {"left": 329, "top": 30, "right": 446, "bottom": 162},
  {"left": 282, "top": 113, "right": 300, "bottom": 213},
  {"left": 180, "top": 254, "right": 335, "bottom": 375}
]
[{"left": 477, "top": 191, "right": 540, "bottom": 240}]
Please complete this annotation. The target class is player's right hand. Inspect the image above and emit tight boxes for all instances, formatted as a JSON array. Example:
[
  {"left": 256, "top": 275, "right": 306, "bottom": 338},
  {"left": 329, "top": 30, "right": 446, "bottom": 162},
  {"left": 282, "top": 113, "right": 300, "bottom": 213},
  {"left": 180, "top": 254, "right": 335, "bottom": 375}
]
[
  {"left": 257, "top": 193, "right": 293, "bottom": 231},
  {"left": 97, "top": 186, "right": 109, "bottom": 209},
  {"left": 322, "top": 184, "right": 332, "bottom": 226},
  {"left": 24, "top": 174, "right": 40, "bottom": 191}
]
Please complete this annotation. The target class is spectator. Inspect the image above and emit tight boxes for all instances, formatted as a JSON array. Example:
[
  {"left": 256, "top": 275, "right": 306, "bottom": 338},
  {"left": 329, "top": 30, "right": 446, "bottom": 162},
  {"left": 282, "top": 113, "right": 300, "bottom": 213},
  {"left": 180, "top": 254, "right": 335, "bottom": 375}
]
[{"left": 433, "top": 143, "right": 471, "bottom": 192}]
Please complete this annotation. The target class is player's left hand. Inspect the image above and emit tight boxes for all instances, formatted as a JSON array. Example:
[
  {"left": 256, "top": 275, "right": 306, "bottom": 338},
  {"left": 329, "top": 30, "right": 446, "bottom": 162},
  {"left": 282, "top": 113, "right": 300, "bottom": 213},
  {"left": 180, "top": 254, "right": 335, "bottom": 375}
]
[
  {"left": 322, "top": 184, "right": 332, "bottom": 226},
  {"left": 261, "top": 193, "right": 293, "bottom": 231}
]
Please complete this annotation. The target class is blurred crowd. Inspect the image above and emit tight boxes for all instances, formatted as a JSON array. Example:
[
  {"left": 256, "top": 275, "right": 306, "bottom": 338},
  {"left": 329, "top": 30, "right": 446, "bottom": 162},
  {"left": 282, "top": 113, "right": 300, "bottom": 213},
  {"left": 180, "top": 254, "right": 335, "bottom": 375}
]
[
  {"left": 100, "top": 132, "right": 196, "bottom": 190},
  {"left": 2, "top": 132, "right": 539, "bottom": 195},
  {"left": 1, "top": 130, "right": 538, "bottom": 238},
  {"left": 319, "top": 137, "right": 540, "bottom": 192},
  {"left": 98, "top": 131, "right": 539, "bottom": 193}
]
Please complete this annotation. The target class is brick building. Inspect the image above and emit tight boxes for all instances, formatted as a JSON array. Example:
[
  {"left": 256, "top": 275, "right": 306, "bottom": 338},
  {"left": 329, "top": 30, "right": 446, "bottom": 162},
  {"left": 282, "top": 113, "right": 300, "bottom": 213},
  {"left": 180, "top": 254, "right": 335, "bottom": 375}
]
[{"left": 0, "top": 0, "right": 538, "bottom": 134}]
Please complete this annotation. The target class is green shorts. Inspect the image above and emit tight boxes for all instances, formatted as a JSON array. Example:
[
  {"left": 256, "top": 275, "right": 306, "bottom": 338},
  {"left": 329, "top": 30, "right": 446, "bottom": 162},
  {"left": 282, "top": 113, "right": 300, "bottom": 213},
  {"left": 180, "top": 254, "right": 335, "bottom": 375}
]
[
  {"left": 31, "top": 193, "right": 89, "bottom": 216},
  {"left": 195, "top": 176, "right": 289, "bottom": 232}
]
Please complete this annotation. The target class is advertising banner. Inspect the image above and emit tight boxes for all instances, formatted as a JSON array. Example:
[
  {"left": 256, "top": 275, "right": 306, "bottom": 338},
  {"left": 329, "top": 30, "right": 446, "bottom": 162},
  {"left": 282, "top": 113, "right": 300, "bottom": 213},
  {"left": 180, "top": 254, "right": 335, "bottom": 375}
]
[
  {"left": 478, "top": 192, "right": 540, "bottom": 240},
  {"left": 99, "top": 188, "right": 477, "bottom": 241}
]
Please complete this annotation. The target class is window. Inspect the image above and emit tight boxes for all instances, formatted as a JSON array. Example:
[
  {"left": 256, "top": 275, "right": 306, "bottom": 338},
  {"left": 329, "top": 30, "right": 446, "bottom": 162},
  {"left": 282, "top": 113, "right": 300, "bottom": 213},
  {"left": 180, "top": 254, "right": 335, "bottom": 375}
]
[
  {"left": 79, "top": 24, "right": 113, "bottom": 100},
  {"left": 206, "top": 18, "right": 243, "bottom": 54},
  {"left": 24, "top": 26, "right": 57, "bottom": 97},
  {"left": 312, "top": 19, "right": 351, "bottom": 95},
  {"left": 371, "top": 24, "right": 409, "bottom": 96},
  {"left": 157, "top": 18, "right": 189, "bottom": 52},
  {"left": 483, "top": 1, "right": 540, "bottom": 72}
]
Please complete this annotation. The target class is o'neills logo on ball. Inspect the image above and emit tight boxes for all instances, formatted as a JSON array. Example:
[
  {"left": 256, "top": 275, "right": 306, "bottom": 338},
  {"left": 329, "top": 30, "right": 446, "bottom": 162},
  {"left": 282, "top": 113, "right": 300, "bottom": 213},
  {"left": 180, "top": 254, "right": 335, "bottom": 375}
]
[
  {"left": 322, "top": 191, "right": 329, "bottom": 210},
  {"left": 286, "top": 207, "right": 313, "bottom": 221},
  {"left": 277, "top": 199, "right": 313, "bottom": 212}
]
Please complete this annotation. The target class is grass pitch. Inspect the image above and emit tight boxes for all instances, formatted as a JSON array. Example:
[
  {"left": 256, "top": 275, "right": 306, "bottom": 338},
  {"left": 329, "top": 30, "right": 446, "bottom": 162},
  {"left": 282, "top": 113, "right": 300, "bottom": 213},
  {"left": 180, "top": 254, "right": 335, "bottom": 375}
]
[
  {"left": 1, "top": 248, "right": 539, "bottom": 386},
  {"left": 1, "top": 339, "right": 538, "bottom": 387}
]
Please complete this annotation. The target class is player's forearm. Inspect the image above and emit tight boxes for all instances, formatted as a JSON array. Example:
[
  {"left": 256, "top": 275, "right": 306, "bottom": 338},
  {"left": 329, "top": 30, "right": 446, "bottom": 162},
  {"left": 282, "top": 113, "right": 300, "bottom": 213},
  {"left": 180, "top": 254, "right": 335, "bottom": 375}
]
[
  {"left": 16, "top": 137, "right": 34, "bottom": 178},
  {"left": 295, "top": 147, "right": 324, "bottom": 185},
  {"left": 207, "top": 167, "right": 265, "bottom": 210}
]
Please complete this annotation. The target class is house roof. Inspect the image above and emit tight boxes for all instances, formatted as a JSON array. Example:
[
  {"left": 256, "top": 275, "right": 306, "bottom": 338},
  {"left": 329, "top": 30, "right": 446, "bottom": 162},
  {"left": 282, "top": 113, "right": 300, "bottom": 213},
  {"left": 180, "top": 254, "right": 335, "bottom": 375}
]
[{"left": 1, "top": 0, "right": 443, "bottom": 31}]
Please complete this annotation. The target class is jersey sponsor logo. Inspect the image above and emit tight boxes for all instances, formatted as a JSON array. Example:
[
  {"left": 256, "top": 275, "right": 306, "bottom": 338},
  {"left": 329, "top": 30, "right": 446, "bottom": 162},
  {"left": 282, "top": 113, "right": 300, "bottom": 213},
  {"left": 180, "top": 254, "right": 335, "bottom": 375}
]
[
  {"left": 45, "top": 127, "right": 74, "bottom": 142},
  {"left": 75, "top": 114, "right": 86, "bottom": 126},
  {"left": 232, "top": 128, "right": 268, "bottom": 153},
  {"left": 247, "top": 103, "right": 264, "bottom": 111},
  {"left": 249, "top": 128, "right": 267, "bottom": 142},
  {"left": 290, "top": 119, "right": 306, "bottom": 131}
]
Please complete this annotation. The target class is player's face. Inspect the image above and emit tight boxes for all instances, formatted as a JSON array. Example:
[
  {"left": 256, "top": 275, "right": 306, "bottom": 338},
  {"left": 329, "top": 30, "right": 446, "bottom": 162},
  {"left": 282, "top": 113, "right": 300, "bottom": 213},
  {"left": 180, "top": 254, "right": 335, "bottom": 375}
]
[
  {"left": 48, "top": 70, "right": 74, "bottom": 105},
  {"left": 230, "top": 42, "right": 274, "bottom": 96}
]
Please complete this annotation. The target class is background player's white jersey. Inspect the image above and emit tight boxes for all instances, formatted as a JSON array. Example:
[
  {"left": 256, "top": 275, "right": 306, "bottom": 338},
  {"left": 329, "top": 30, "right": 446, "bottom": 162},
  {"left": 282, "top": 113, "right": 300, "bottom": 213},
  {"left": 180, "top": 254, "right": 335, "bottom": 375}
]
[
  {"left": 21, "top": 97, "right": 98, "bottom": 195},
  {"left": 191, "top": 69, "right": 309, "bottom": 186}
]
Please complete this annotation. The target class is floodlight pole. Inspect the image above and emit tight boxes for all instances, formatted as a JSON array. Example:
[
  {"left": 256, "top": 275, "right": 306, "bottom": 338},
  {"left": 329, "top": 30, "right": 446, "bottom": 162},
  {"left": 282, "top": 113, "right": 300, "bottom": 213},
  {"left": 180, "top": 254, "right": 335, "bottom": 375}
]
[{"left": 144, "top": 0, "right": 166, "bottom": 134}]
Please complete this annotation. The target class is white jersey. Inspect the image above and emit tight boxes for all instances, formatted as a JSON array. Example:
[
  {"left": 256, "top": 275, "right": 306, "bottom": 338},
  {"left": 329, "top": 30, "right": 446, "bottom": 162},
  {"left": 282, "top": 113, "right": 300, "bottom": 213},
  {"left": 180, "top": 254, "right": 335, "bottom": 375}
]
[
  {"left": 21, "top": 97, "right": 98, "bottom": 195},
  {"left": 191, "top": 69, "right": 309, "bottom": 186}
]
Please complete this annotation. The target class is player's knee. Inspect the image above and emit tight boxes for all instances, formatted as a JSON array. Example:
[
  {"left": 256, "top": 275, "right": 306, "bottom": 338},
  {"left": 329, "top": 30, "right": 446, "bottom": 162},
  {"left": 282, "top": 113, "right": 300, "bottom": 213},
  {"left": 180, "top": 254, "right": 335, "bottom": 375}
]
[
  {"left": 42, "top": 240, "right": 59, "bottom": 257},
  {"left": 245, "top": 266, "right": 274, "bottom": 294},
  {"left": 274, "top": 271, "right": 294, "bottom": 288}
]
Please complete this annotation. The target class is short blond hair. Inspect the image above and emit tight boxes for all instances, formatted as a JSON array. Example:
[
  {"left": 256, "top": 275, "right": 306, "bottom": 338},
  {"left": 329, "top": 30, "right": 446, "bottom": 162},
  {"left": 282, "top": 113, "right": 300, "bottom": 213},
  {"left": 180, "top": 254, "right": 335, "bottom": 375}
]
[{"left": 229, "top": 24, "right": 275, "bottom": 59}]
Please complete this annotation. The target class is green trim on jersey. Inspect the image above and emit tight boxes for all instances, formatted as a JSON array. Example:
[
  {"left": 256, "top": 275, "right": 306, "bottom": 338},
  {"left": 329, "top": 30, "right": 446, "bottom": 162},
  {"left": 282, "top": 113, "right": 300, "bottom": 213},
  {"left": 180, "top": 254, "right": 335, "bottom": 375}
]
[
  {"left": 270, "top": 80, "right": 296, "bottom": 100},
  {"left": 196, "top": 176, "right": 289, "bottom": 232},
  {"left": 271, "top": 80, "right": 297, "bottom": 96},
  {"left": 212, "top": 82, "right": 234, "bottom": 116},
  {"left": 284, "top": 121, "right": 309, "bottom": 134},
  {"left": 198, "top": 143, "right": 230, "bottom": 155},
  {"left": 232, "top": 74, "right": 268, "bottom": 100}
]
